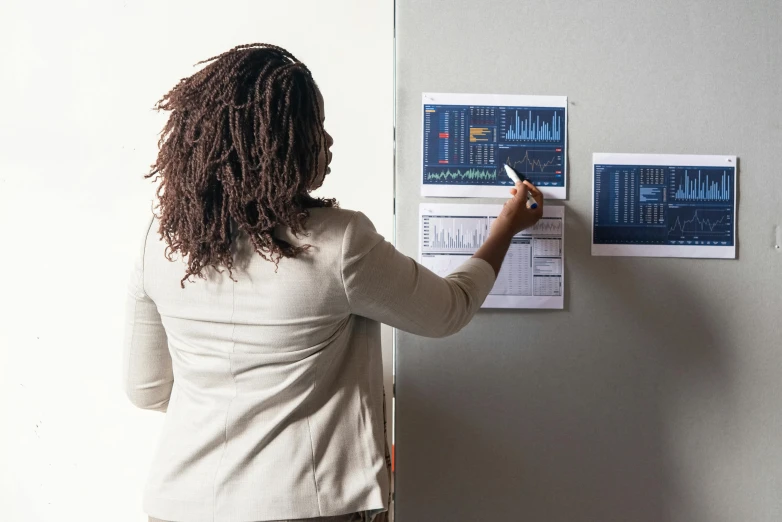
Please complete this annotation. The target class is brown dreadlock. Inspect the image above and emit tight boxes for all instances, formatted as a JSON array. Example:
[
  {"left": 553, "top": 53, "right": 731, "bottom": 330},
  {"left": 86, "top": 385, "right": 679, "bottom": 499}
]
[{"left": 146, "top": 43, "right": 336, "bottom": 288}]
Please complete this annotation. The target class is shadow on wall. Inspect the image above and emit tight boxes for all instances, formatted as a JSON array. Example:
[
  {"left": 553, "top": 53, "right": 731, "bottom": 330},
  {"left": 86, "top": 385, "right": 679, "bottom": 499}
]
[{"left": 398, "top": 209, "right": 738, "bottom": 522}]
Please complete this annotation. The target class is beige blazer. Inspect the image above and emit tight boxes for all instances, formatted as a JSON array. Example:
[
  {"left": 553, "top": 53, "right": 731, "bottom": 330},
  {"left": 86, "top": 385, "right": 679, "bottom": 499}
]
[{"left": 123, "top": 208, "right": 496, "bottom": 522}]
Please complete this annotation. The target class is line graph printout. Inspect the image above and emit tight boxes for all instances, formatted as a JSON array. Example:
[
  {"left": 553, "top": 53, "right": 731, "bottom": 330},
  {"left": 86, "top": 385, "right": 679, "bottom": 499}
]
[
  {"left": 592, "top": 153, "right": 737, "bottom": 258},
  {"left": 420, "top": 203, "right": 565, "bottom": 309},
  {"left": 421, "top": 93, "right": 567, "bottom": 199}
]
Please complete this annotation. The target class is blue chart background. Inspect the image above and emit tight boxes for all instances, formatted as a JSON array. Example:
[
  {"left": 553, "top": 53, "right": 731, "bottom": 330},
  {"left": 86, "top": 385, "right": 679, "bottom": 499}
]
[
  {"left": 423, "top": 104, "right": 566, "bottom": 187},
  {"left": 593, "top": 164, "right": 735, "bottom": 246}
]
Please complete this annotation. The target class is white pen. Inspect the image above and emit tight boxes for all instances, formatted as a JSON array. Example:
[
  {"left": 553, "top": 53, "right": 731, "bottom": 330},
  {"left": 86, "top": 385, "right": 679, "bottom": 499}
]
[{"left": 503, "top": 164, "right": 539, "bottom": 209}]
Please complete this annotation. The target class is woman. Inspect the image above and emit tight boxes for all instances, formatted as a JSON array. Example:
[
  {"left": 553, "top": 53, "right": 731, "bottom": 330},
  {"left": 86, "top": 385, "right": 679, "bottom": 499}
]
[{"left": 123, "top": 43, "right": 543, "bottom": 522}]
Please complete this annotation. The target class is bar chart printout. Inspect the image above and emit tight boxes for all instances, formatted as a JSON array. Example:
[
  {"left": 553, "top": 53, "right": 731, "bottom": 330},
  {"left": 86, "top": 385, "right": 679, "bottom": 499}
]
[
  {"left": 420, "top": 203, "right": 565, "bottom": 309},
  {"left": 422, "top": 92, "right": 567, "bottom": 199},
  {"left": 592, "top": 153, "right": 737, "bottom": 259}
]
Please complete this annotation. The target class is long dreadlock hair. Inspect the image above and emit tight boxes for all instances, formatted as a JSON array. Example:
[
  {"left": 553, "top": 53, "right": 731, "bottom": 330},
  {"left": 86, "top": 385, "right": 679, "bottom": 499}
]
[{"left": 146, "top": 43, "right": 336, "bottom": 288}]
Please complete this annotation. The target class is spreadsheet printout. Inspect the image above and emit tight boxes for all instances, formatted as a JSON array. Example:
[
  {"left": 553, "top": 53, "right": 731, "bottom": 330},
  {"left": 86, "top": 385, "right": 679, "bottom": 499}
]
[{"left": 419, "top": 203, "right": 565, "bottom": 309}]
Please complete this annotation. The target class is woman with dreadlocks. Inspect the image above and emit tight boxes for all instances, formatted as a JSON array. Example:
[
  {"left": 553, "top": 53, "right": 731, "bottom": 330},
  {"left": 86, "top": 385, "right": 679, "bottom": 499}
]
[{"left": 124, "top": 44, "right": 542, "bottom": 522}]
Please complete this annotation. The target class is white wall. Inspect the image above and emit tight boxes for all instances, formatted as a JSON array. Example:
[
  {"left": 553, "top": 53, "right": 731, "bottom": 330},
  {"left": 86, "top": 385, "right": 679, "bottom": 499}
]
[{"left": 0, "top": 2, "right": 394, "bottom": 520}]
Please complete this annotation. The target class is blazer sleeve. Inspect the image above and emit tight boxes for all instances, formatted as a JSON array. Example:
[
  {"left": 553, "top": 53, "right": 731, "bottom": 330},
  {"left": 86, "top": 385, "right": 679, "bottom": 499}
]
[
  {"left": 341, "top": 211, "right": 496, "bottom": 338},
  {"left": 122, "top": 217, "right": 173, "bottom": 412}
]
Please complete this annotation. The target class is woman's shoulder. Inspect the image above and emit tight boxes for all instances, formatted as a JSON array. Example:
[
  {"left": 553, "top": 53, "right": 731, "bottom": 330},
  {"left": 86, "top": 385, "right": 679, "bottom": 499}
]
[
  {"left": 306, "top": 207, "right": 376, "bottom": 234},
  {"left": 307, "top": 206, "right": 358, "bottom": 223},
  {"left": 300, "top": 208, "right": 382, "bottom": 254}
]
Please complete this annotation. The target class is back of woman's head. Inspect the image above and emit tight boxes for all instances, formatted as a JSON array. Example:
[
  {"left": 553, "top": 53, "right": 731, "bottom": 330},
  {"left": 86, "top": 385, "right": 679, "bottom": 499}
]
[{"left": 147, "top": 43, "right": 335, "bottom": 287}]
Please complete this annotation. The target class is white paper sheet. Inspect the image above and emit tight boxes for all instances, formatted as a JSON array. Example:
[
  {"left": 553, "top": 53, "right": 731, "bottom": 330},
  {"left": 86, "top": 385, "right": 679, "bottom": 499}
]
[
  {"left": 421, "top": 93, "right": 568, "bottom": 199},
  {"left": 419, "top": 203, "right": 565, "bottom": 309},
  {"left": 591, "top": 153, "right": 737, "bottom": 258}
]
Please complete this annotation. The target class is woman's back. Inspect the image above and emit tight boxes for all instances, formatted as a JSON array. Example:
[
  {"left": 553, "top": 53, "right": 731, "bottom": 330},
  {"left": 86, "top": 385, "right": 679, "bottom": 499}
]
[{"left": 128, "top": 208, "right": 390, "bottom": 521}]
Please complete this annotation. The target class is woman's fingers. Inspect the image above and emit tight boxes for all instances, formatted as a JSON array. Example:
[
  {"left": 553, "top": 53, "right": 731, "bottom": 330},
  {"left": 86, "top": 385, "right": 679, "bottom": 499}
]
[
  {"left": 523, "top": 180, "right": 544, "bottom": 206},
  {"left": 514, "top": 181, "right": 528, "bottom": 202},
  {"left": 523, "top": 180, "right": 541, "bottom": 196}
]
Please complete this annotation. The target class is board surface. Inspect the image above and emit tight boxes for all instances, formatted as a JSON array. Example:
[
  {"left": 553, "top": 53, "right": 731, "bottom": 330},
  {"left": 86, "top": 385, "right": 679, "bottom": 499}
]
[{"left": 394, "top": 1, "right": 782, "bottom": 520}]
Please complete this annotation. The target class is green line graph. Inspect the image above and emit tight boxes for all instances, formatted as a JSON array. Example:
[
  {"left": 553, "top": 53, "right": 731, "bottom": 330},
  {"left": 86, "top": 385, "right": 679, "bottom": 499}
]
[{"left": 425, "top": 168, "right": 498, "bottom": 182}]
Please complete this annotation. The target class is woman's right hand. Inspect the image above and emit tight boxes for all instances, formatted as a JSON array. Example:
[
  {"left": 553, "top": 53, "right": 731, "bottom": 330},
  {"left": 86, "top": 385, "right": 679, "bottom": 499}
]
[{"left": 490, "top": 180, "right": 544, "bottom": 238}]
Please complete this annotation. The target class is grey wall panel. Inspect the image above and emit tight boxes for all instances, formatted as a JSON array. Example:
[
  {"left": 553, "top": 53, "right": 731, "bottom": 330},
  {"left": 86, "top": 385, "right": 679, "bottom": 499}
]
[{"left": 394, "top": 1, "right": 782, "bottom": 521}]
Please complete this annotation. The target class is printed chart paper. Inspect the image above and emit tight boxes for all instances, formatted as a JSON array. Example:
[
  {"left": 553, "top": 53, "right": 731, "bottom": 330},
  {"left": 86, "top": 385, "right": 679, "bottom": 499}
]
[
  {"left": 421, "top": 93, "right": 567, "bottom": 199},
  {"left": 592, "top": 153, "right": 737, "bottom": 258},
  {"left": 419, "top": 203, "right": 565, "bottom": 309}
]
